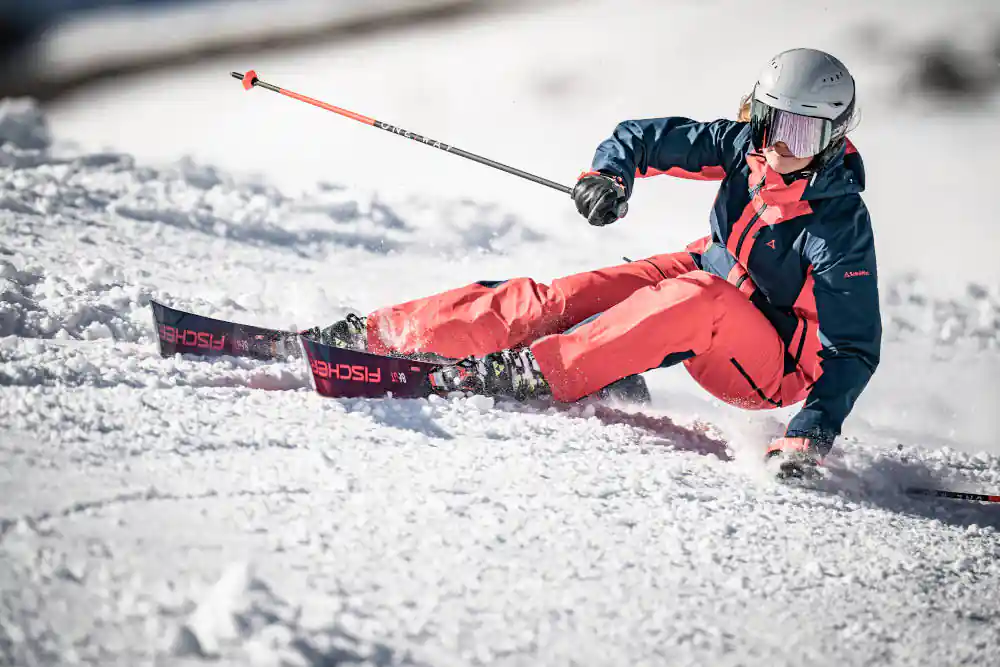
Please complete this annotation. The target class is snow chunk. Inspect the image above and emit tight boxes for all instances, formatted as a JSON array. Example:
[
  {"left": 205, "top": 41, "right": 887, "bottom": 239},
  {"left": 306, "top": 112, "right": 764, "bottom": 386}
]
[
  {"left": 466, "top": 394, "right": 495, "bottom": 412},
  {"left": 174, "top": 561, "right": 252, "bottom": 658},
  {"left": 82, "top": 321, "right": 114, "bottom": 340},
  {"left": 78, "top": 259, "right": 125, "bottom": 289}
]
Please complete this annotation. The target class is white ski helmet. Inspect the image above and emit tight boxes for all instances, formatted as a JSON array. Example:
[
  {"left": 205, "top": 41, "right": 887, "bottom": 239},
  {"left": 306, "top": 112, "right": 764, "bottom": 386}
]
[{"left": 750, "top": 48, "right": 856, "bottom": 166}]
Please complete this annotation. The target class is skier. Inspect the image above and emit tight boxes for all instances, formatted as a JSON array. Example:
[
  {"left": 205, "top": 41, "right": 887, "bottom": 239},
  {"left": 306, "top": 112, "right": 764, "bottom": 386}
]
[{"left": 306, "top": 48, "right": 881, "bottom": 477}]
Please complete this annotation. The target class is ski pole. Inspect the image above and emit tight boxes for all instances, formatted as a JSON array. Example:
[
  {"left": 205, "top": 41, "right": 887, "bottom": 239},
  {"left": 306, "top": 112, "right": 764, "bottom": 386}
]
[
  {"left": 230, "top": 70, "right": 575, "bottom": 196},
  {"left": 905, "top": 487, "right": 1000, "bottom": 503}
]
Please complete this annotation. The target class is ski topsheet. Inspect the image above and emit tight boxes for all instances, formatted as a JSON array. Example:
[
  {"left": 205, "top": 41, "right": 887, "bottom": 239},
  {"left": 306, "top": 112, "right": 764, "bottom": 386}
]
[
  {"left": 150, "top": 300, "right": 447, "bottom": 399},
  {"left": 150, "top": 300, "right": 302, "bottom": 361},
  {"left": 299, "top": 336, "right": 445, "bottom": 399}
]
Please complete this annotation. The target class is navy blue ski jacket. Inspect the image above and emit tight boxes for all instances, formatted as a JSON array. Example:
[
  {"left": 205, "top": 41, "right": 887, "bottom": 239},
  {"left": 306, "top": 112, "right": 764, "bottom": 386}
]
[{"left": 590, "top": 117, "right": 881, "bottom": 445}]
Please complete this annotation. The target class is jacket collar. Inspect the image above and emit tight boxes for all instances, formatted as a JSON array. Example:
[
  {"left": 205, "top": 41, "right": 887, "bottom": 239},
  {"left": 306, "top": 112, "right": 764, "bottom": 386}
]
[{"left": 745, "top": 140, "right": 865, "bottom": 203}]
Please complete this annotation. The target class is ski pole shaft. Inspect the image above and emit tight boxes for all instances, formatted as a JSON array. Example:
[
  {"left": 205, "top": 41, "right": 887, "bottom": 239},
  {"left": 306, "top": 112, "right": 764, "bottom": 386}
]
[
  {"left": 230, "top": 70, "right": 573, "bottom": 196},
  {"left": 905, "top": 487, "right": 1000, "bottom": 503}
]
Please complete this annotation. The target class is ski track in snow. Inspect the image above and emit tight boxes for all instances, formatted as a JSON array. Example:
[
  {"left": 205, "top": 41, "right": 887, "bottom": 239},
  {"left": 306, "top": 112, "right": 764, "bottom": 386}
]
[{"left": 2, "top": 89, "right": 1000, "bottom": 667}]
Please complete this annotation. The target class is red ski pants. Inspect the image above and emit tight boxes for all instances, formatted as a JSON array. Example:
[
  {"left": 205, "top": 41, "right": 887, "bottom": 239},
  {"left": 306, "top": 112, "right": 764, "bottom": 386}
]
[{"left": 366, "top": 252, "right": 812, "bottom": 407}]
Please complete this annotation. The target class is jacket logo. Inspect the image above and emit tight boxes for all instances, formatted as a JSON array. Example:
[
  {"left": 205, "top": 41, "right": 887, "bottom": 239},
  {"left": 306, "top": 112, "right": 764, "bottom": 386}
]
[
  {"left": 765, "top": 239, "right": 776, "bottom": 249},
  {"left": 844, "top": 269, "right": 871, "bottom": 279}
]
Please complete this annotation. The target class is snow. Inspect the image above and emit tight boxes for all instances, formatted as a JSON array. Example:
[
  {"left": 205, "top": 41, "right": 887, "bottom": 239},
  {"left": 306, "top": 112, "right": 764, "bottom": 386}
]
[{"left": 2, "top": 1, "right": 1000, "bottom": 665}]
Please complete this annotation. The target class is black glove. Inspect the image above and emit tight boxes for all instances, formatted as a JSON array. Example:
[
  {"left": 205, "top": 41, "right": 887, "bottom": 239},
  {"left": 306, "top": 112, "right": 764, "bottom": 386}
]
[{"left": 573, "top": 173, "right": 628, "bottom": 226}]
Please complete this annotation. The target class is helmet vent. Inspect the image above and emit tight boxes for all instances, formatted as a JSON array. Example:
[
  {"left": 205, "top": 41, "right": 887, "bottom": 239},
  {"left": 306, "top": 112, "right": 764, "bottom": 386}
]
[{"left": 765, "top": 93, "right": 779, "bottom": 100}]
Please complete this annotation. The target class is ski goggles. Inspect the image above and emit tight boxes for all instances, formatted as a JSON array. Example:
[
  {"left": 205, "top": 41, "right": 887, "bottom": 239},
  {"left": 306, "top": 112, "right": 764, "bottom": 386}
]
[{"left": 750, "top": 97, "right": 833, "bottom": 158}]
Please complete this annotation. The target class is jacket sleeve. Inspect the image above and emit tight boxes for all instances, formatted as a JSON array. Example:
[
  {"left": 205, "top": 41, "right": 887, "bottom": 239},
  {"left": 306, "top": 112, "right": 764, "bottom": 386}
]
[
  {"left": 786, "top": 196, "right": 881, "bottom": 452},
  {"left": 590, "top": 118, "right": 748, "bottom": 197}
]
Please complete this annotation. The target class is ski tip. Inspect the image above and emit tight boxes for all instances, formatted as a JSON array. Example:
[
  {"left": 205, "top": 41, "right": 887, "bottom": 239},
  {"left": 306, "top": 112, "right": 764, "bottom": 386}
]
[{"left": 235, "top": 70, "right": 258, "bottom": 90}]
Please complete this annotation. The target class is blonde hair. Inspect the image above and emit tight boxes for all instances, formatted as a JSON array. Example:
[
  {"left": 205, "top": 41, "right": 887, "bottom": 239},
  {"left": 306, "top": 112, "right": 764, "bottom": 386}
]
[{"left": 737, "top": 92, "right": 753, "bottom": 122}]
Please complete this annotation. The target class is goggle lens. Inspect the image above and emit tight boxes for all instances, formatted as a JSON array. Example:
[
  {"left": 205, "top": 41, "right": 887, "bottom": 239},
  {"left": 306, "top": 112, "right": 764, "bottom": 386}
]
[{"left": 750, "top": 98, "right": 832, "bottom": 158}]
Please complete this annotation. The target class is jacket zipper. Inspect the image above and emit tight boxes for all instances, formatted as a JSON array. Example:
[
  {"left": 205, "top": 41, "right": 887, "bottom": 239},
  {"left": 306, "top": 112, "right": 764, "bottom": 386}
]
[
  {"left": 732, "top": 178, "right": 768, "bottom": 260},
  {"left": 734, "top": 203, "right": 768, "bottom": 260}
]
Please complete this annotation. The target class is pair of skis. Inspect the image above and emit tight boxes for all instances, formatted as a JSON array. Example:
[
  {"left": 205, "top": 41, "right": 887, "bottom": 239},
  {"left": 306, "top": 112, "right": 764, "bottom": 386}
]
[{"left": 150, "top": 300, "right": 445, "bottom": 400}]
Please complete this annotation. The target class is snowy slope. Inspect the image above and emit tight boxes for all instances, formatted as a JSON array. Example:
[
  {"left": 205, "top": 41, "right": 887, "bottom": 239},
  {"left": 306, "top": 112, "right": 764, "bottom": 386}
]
[{"left": 3, "top": 0, "right": 1000, "bottom": 664}]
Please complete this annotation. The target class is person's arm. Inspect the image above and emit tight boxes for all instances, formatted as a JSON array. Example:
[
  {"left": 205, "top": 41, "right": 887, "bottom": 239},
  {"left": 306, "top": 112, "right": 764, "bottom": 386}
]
[
  {"left": 785, "top": 196, "right": 881, "bottom": 454},
  {"left": 591, "top": 117, "right": 748, "bottom": 197}
]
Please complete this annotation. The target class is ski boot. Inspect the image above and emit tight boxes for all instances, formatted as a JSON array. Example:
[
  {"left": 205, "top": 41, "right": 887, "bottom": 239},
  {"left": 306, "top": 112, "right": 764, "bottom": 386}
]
[
  {"left": 765, "top": 437, "right": 824, "bottom": 480},
  {"left": 430, "top": 348, "right": 551, "bottom": 401},
  {"left": 302, "top": 313, "right": 368, "bottom": 351},
  {"left": 302, "top": 315, "right": 455, "bottom": 364}
]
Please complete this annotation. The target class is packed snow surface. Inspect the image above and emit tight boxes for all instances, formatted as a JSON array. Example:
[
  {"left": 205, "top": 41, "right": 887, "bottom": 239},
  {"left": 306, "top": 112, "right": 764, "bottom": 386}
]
[{"left": 4, "top": 0, "right": 1000, "bottom": 664}]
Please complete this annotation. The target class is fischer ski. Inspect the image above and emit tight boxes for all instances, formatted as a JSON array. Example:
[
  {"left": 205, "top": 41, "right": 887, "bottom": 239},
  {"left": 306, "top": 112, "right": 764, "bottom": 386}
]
[
  {"left": 299, "top": 336, "right": 447, "bottom": 399},
  {"left": 150, "top": 300, "right": 302, "bottom": 361}
]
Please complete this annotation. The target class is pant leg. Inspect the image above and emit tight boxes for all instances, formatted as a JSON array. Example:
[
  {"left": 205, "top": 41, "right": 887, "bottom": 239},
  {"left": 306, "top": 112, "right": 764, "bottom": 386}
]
[
  {"left": 367, "top": 252, "right": 697, "bottom": 359},
  {"left": 531, "top": 270, "right": 788, "bottom": 405}
]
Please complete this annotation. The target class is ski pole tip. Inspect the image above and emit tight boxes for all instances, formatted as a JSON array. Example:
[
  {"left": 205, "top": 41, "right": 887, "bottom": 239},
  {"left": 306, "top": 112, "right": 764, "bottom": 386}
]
[{"left": 231, "top": 70, "right": 258, "bottom": 90}]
